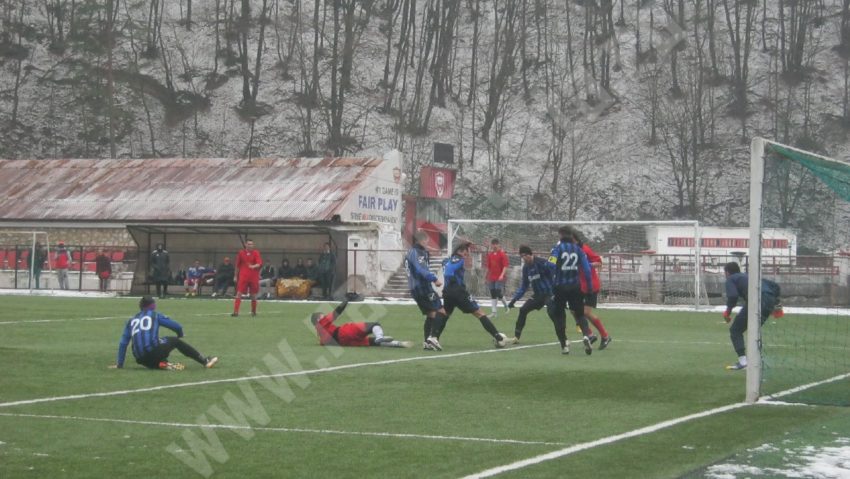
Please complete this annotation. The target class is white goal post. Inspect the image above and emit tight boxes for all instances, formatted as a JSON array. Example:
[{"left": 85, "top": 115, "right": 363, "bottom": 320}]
[
  {"left": 447, "top": 219, "right": 704, "bottom": 309},
  {"left": 746, "top": 138, "right": 850, "bottom": 403}
]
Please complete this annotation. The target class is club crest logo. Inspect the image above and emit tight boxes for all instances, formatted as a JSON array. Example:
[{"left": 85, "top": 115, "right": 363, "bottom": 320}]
[{"left": 435, "top": 171, "right": 445, "bottom": 197}]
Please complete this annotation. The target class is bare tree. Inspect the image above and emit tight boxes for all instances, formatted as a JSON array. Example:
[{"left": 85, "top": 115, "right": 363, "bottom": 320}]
[
  {"left": 721, "top": 0, "right": 756, "bottom": 140},
  {"left": 480, "top": 0, "right": 520, "bottom": 140},
  {"left": 657, "top": 59, "right": 715, "bottom": 218},
  {"left": 327, "top": 0, "right": 373, "bottom": 154}
]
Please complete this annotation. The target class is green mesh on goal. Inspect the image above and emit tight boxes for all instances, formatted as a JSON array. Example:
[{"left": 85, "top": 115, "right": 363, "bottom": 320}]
[{"left": 758, "top": 142, "right": 850, "bottom": 406}]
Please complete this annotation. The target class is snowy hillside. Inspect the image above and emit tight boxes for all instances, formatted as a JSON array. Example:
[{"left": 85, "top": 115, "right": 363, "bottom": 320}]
[{"left": 1, "top": 0, "right": 849, "bottom": 244}]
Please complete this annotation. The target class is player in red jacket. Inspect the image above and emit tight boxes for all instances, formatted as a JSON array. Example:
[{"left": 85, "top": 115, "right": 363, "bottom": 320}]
[
  {"left": 232, "top": 239, "right": 262, "bottom": 317},
  {"left": 572, "top": 230, "right": 612, "bottom": 350},
  {"left": 311, "top": 300, "right": 412, "bottom": 348},
  {"left": 485, "top": 238, "right": 510, "bottom": 317}
]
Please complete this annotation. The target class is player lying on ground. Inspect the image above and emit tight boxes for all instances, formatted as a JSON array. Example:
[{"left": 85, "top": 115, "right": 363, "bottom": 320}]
[
  {"left": 311, "top": 300, "right": 413, "bottom": 347},
  {"left": 722, "top": 262, "right": 784, "bottom": 370},
  {"left": 112, "top": 296, "right": 219, "bottom": 370}
]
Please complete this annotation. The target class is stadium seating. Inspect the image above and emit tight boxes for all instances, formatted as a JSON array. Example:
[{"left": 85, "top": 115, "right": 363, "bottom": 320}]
[
  {"left": 111, "top": 250, "right": 125, "bottom": 262},
  {"left": 72, "top": 250, "right": 81, "bottom": 261},
  {"left": 85, "top": 262, "right": 97, "bottom": 272},
  {"left": 6, "top": 251, "right": 17, "bottom": 269},
  {"left": 84, "top": 251, "right": 97, "bottom": 262}
]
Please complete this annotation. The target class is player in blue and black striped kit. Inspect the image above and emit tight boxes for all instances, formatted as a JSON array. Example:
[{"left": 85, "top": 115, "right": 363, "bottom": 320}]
[
  {"left": 439, "top": 242, "right": 507, "bottom": 347},
  {"left": 549, "top": 226, "right": 595, "bottom": 355},
  {"left": 506, "top": 245, "right": 560, "bottom": 349},
  {"left": 406, "top": 231, "right": 449, "bottom": 350},
  {"left": 113, "top": 296, "right": 218, "bottom": 370}
]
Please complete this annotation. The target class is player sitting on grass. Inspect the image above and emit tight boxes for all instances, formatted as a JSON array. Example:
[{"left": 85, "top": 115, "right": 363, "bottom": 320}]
[
  {"left": 311, "top": 300, "right": 412, "bottom": 348},
  {"left": 438, "top": 242, "right": 508, "bottom": 348},
  {"left": 722, "top": 262, "right": 784, "bottom": 370},
  {"left": 112, "top": 296, "right": 219, "bottom": 370}
]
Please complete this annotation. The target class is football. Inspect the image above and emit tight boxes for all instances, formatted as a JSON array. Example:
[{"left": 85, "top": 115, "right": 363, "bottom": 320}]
[{"left": 494, "top": 334, "right": 507, "bottom": 348}]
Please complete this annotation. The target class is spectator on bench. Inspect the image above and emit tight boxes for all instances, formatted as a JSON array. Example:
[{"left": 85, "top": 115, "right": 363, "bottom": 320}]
[
  {"left": 294, "top": 258, "right": 307, "bottom": 279},
  {"left": 184, "top": 260, "right": 206, "bottom": 297},
  {"left": 212, "top": 257, "right": 234, "bottom": 297},
  {"left": 259, "top": 262, "right": 276, "bottom": 299},
  {"left": 278, "top": 259, "right": 295, "bottom": 279}
]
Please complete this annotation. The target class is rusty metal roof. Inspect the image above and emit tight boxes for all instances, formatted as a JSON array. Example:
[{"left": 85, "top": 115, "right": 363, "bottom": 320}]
[{"left": 0, "top": 157, "right": 380, "bottom": 223}]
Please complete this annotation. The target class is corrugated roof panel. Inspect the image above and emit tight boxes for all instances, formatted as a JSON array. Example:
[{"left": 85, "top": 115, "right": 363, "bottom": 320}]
[{"left": 0, "top": 157, "right": 382, "bottom": 223}]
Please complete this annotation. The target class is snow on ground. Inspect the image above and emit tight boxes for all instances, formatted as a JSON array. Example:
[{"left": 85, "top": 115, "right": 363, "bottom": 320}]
[{"left": 705, "top": 439, "right": 850, "bottom": 479}]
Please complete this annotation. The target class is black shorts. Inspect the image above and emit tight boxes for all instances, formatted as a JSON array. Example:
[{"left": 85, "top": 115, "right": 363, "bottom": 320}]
[
  {"left": 412, "top": 290, "right": 443, "bottom": 315},
  {"left": 520, "top": 294, "right": 551, "bottom": 313},
  {"left": 553, "top": 284, "right": 584, "bottom": 318},
  {"left": 443, "top": 286, "right": 480, "bottom": 315},
  {"left": 136, "top": 336, "right": 179, "bottom": 369},
  {"left": 583, "top": 292, "right": 598, "bottom": 308}
]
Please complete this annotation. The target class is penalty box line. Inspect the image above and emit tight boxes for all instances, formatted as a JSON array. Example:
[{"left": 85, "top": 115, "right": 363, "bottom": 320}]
[
  {"left": 461, "top": 371, "right": 850, "bottom": 478},
  {"left": 0, "top": 412, "right": 566, "bottom": 447},
  {"left": 0, "top": 342, "right": 558, "bottom": 409}
]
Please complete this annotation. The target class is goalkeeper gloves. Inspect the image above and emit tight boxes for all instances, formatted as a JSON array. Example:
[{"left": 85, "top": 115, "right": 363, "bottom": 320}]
[{"left": 722, "top": 311, "right": 731, "bottom": 323}]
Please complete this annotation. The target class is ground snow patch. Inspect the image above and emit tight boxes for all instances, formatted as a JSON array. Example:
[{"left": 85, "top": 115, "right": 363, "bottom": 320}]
[{"left": 706, "top": 441, "right": 850, "bottom": 478}]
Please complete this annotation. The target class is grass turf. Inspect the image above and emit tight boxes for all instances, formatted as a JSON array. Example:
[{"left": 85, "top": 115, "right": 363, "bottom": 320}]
[{"left": 0, "top": 296, "right": 846, "bottom": 478}]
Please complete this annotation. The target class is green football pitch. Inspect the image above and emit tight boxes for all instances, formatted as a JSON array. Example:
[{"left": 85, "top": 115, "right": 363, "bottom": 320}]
[{"left": 0, "top": 296, "right": 847, "bottom": 478}]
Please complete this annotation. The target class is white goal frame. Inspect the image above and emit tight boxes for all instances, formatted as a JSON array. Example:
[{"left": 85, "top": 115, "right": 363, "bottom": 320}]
[
  {"left": 20, "top": 231, "right": 52, "bottom": 292},
  {"left": 447, "top": 219, "right": 703, "bottom": 309},
  {"left": 746, "top": 138, "right": 846, "bottom": 403}
]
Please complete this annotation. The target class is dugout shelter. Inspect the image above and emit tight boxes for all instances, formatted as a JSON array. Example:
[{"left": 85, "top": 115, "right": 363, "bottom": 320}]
[{"left": 0, "top": 152, "right": 405, "bottom": 296}]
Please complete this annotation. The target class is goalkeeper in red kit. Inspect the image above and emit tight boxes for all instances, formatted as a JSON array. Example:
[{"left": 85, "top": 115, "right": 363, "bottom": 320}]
[
  {"left": 232, "top": 239, "right": 262, "bottom": 317},
  {"left": 311, "top": 300, "right": 412, "bottom": 348}
]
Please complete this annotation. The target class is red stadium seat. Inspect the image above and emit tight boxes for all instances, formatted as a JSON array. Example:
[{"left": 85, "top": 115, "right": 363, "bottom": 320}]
[
  {"left": 70, "top": 261, "right": 81, "bottom": 271},
  {"left": 84, "top": 251, "right": 97, "bottom": 262},
  {"left": 85, "top": 262, "right": 97, "bottom": 272},
  {"left": 111, "top": 251, "right": 125, "bottom": 262},
  {"left": 6, "top": 251, "right": 17, "bottom": 268},
  {"left": 72, "top": 250, "right": 81, "bottom": 261},
  {"left": 0, "top": 250, "right": 7, "bottom": 268}
]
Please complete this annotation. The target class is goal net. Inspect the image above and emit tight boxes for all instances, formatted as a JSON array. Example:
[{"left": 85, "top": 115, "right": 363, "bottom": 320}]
[
  {"left": 748, "top": 138, "right": 850, "bottom": 406},
  {"left": 446, "top": 220, "right": 707, "bottom": 308}
]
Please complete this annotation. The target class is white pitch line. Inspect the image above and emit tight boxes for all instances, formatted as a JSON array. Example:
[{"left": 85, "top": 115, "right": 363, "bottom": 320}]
[
  {"left": 0, "top": 312, "right": 236, "bottom": 325},
  {"left": 758, "top": 371, "right": 850, "bottom": 402},
  {"left": 461, "top": 371, "right": 850, "bottom": 478},
  {"left": 0, "top": 316, "right": 123, "bottom": 325},
  {"left": 0, "top": 412, "right": 565, "bottom": 447},
  {"left": 460, "top": 402, "right": 749, "bottom": 478},
  {"left": 0, "top": 343, "right": 558, "bottom": 409}
]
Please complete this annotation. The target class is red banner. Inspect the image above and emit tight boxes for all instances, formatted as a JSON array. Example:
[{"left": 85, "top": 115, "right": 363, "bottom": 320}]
[{"left": 420, "top": 166, "right": 456, "bottom": 199}]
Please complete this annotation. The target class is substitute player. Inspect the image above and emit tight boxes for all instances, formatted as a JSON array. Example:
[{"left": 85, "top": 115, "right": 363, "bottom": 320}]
[
  {"left": 112, "top": 296, "right": 218, "bottom": 370},
  {"left": 232, "top": 239, "right": 262, "bottom": 317},
  {"left": 438, "top": 242, "right": 508, "bottom": 348},
  {"left": 549, "top": 226, "right": 595, "bottom": 355},
  {"left": 311, "top": 300, "right": 413, "bottom": 347},
  {"left": 485, "top": 238, "right": 510, "bottom": 317}
]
